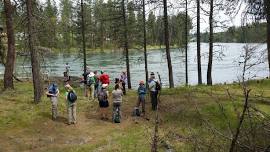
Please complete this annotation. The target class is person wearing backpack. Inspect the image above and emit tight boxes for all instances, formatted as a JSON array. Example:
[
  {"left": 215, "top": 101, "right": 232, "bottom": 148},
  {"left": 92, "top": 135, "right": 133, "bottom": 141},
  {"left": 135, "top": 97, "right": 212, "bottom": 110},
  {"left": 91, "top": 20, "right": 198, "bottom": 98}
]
[
  {"left": 46, "top": 83, "right": 60, "bottom": 121},
  {"left": 87, "top": 72, "right": 96, "bottom": 100},
  {"left": 98, "top": 84, "right": 109, "bottom": 120},
  {"left": 94, "top": 70, "right": 99, "bottom": 98},
  {"left": 112, "top": 84, "right": 123, "bottom": 123},
  {"left": 137, "top": 80, "right": 147, "bottom": 116},
  {"left": 65, "top": 84, "right": 77, "bottom": 125},
  {"left": 120, "top": 71, "right": 127, "bottom": 95},
  {"left": 148, "top": 72, "right": 160, "bottom": 111}
]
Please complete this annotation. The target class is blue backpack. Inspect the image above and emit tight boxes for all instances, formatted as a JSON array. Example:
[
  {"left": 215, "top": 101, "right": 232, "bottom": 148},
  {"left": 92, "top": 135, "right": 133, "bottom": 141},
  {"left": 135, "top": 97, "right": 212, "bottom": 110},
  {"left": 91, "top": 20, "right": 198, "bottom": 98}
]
[
  {"left": 68, "top": 90, "right": 77, "bottom": 103},
  {"left": 47, "top": 84, "right": 58, "bottom": 97}
]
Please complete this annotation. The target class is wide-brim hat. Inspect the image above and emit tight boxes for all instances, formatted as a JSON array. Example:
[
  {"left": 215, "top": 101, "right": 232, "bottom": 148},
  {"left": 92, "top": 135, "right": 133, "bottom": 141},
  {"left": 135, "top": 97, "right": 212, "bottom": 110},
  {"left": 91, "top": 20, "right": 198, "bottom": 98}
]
[
  {"left": 102, "top": 84, "right": 108, "bottom": 88},
  {"left": 150, "top": 72, "right": 155, "bottom": 75},
  {"left": 89, "top": 72, "right": 95, "bottom": 77},
  {"left": 65, "top": 84, "right": 71, "bottom": 89}
]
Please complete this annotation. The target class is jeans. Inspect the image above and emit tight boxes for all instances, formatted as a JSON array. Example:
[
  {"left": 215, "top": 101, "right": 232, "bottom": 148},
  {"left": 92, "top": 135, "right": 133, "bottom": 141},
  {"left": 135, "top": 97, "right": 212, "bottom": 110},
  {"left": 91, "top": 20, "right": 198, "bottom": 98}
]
[
  {"left": 122, "top": 82, "right": 126, "bottom": 95},
  {"left": 68, "top": 103, "right": 76, "bottom": 124},
  {"left": 150, "top": 91, "right": 158, "bottom": 111},
  {"left": 137, "top": 95, "right": 145, "bottom": 113},
  {"left": 88, "top": 85, "right": 95, "bottom": 100},
  {"left": 51, "top": 97, "right": 58, "bottom": 120}
]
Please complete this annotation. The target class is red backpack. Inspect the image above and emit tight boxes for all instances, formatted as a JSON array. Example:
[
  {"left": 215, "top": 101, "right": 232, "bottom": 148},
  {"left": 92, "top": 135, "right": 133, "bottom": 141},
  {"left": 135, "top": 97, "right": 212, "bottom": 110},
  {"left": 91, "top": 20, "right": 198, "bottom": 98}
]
[{"left": 100, "top": 74, "right": 110, "bottom": 84}]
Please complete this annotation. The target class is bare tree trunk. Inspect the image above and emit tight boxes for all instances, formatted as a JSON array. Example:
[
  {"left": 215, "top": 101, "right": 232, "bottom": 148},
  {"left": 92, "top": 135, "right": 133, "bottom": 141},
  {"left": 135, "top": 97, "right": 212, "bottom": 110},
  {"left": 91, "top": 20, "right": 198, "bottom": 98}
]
[
  {"left": 26, "top": 0, "right": 43, "bottom": 103},
  {"left": 122, "top": 0, "right": 131, "bottom": 89},
  {"left": 207, "top": 0, "right": 213, "bottom": 85},
  {"left": 3, "top": 0, "right": 16, "bottom": 90},
  {"left": 265, "top": 0, "right": 270, "bottom": 77},
  {"left": 81, "top": 0, "right": 87, "bottom": 96},
  {"left": 142, "top": 0, "right": 148, "bottom": 88},
  {"left": 197, "top": 0, "right": 202, "bottom": 84},
  {"left": 185, "top": 0, "right": 188, "bottom": 85},
  {"left": 163, "top": 0, "right": 174, "bottom": 88}
]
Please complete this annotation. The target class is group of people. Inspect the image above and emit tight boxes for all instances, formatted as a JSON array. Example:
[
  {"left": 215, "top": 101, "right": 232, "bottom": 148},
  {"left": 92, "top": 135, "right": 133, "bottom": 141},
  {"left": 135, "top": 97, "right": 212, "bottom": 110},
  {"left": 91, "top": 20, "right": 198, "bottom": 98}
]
[
  {"left": 46, "top": 63, "right": 160, "bottom": 125},
  {"left": 46, "top": 83, "right": 77, "bottom": 125}
]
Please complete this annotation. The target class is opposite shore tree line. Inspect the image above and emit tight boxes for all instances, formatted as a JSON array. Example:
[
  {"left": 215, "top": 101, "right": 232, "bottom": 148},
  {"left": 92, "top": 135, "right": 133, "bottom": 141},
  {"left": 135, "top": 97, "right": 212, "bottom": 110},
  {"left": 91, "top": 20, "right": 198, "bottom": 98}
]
[{"left": 1, "top": 0, "right": 192, "bottom": 51}]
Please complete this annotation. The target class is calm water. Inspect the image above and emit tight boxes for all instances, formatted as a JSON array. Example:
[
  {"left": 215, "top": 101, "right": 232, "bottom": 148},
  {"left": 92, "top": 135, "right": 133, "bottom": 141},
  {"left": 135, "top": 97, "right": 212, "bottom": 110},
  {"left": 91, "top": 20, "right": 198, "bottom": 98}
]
[{"left": 0, "top": 43, "right": 268, "bottom": 88}]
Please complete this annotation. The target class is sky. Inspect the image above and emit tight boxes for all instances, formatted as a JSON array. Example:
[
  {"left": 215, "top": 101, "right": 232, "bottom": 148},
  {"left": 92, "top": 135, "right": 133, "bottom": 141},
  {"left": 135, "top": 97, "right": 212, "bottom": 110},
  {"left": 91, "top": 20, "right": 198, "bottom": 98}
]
[{"left": 39, "top": 0, "right": 247, "bottom": 33}]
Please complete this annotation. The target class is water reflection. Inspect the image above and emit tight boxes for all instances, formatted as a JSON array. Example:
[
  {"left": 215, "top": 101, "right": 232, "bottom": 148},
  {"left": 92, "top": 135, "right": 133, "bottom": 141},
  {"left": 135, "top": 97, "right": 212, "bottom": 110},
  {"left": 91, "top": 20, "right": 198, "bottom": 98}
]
[{"left": 0, "top": 43, "right": 267, "bottom": 88}]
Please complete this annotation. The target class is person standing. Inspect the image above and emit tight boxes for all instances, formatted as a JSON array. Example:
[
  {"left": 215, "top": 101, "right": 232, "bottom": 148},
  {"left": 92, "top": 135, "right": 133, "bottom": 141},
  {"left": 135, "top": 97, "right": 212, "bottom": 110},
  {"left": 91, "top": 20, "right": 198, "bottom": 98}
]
[
  {"left": 120, "top": 71, "right": 127, "bottom": 95},
  {"left": 112, "top": 84, "right": 123, "bottom": 122},
  {"left": 65, "top": 62, "right": 70, "bottom": 76},
  {"left": 46, "top": 83, "right": 60, "bottom": 121},
  {"left": 65, "top": 84, "right": 77, "bottom": 125},
  {"left": 98, "top": 84, "right": 110, "bottom": 120},
  {"left": 87, "top": 72, "right": 96, "bottom": 100},
  {"left": 94, "top": 70, "right": 99, "bottom": 98},
  {"left": 148, "top": 72, "right": 159, "bottom": 111},
  {"left": 137, "top": 80, "right": 146, "bottom": 115}
]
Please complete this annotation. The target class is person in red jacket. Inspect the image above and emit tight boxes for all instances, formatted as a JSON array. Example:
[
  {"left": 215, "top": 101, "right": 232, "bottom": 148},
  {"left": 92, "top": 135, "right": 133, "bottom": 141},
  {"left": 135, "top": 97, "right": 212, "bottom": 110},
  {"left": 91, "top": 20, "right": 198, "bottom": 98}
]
[{"left": 99, "top": 71, "right": 110, "bottom": 85}]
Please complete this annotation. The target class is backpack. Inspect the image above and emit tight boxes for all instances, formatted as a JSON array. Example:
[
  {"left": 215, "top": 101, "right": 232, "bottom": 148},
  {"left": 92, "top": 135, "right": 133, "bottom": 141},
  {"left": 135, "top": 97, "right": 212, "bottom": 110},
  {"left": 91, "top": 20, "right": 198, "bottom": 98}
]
[
  {"left": 113, "top": 107, "right": 121, "bottom": 123},
  {"left": 98, "top": 90, "right": 107, "bottom": 101},
  {"left": 132, "top": 107, "right": 141, "bottom": 117},
  {"left": 155, "top": 81, "right": 161, "bottom": 91},
  {"left": 47, "top": 84, "right": 58, "bottom": 97},
  {"left": 67, "top": 90, "right": 77, "bottom": 103},
  {"left": 87, "top": 75, "right": 95, "bottom": 86}
]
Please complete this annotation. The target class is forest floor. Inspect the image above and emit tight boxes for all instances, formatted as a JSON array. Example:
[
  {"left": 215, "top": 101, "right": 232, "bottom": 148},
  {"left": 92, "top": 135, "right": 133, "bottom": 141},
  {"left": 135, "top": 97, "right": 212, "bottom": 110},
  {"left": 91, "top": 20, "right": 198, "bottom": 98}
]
[{"left": 0, "top": 79, "right": 270, "bottom": 152}]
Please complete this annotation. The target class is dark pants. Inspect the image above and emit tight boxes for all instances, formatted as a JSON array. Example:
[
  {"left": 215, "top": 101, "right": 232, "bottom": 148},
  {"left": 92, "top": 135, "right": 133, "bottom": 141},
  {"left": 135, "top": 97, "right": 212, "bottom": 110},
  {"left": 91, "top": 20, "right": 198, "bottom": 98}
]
[
  {"left": 122, "top": 82, "right": 126, "bottom": 95},
  {"left": 150, "top": 91, "right": 158, "bottom": 111},
  {"left": 113, "top": 102, "right": 121, "bottom": 119},
  {"left": 137, "top": 95, "right": 145, "bottom": 113}
]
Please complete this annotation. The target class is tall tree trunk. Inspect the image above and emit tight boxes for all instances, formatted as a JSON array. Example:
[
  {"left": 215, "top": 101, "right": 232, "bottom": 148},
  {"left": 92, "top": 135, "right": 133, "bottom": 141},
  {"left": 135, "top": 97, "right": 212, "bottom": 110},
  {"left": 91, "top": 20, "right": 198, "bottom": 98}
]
[
  {"left": 142, "top": 0, "right": 148, "bottom": 87},
  {"left": 3, "top": 0, "right": 16, "bottom": 89},
  {"left": 26, "top": 0, "right": 43, "bottom": 103},
  {"left": 163, "top": 0, "right": 174, "bottom": 88},
  {"left": 185, "top": 0, "right": 188, "bottom": 85},
  {"left": 207, "top": 0, "right": 213, "bottom": 85},
  {"left": 81, "top": 0, "right": 87, "bottom": 96},
  {"left": 265, "top": 0, "right": 270, "bottom": 77},
  {"left": 122, "top": 0, "right": 131, "bottom": 89},
  {"left": 197, "top": 0, "right": 202, "bottom": 84}
]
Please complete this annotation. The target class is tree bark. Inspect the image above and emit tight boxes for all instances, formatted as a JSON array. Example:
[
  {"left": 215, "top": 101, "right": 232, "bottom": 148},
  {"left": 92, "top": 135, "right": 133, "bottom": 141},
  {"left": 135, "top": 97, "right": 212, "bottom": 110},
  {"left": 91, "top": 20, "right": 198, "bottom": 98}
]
[
  {"left": 3, "top": 0, "right": 16, "bottom": 89},
  {"left": 26, "top": 0, "right": 43, "bottom": 103},
  {"left": 207, "top": 0, "right": 213, "bottom": 85},
  {"left": 163, "top": 0, "right": 174, "bottom": 88},
  {"left": 197, "top": 0, "right": 202, "bottom": 84},
  {"left": 142, "top": 0, "right": 148, "bottom": 88},
  {"left": 265, "top": 0, "right": 270, "bottom": 77},
  {"left": 122, "top": 0, "right": 131, "bottom": 89},
  {"left": 81, "top": 0, "right": 87, "bottom": 94},
  {"left": 185, "top": 0, "right": 188, "bottom": 85}
]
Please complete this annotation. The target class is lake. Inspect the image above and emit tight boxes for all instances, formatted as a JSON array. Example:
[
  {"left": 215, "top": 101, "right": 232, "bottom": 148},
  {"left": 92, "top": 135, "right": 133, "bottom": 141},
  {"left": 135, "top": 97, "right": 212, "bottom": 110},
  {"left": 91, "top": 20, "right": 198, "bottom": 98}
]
[{"left": 0, "top": 43, "right": 268, "bottom": 88}]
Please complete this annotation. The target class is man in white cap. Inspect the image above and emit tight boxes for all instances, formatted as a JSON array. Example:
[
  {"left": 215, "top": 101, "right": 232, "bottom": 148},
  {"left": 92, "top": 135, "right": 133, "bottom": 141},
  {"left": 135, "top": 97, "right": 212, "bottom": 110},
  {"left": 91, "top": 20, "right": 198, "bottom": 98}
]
[
  {"left": 86, "top": 72, "right": 96, "bottom": 100},
  {"left": 148, "top": 72, "right": 159, "bottom": 111}
]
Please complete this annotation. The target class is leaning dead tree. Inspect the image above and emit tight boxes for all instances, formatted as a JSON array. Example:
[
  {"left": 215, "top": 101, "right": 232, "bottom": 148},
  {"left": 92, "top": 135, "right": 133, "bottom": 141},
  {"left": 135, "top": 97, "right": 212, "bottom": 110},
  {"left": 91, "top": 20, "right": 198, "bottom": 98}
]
[{"left": 26, "top": 0, "right": 43, "bottom": 103}]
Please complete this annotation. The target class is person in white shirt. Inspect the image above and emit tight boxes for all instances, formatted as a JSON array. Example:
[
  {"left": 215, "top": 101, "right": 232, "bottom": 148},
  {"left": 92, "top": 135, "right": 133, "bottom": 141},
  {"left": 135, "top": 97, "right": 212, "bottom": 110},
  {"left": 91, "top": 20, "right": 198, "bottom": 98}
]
[{"left": 148, "top": 72, "right": 159, "bottom": 111}]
